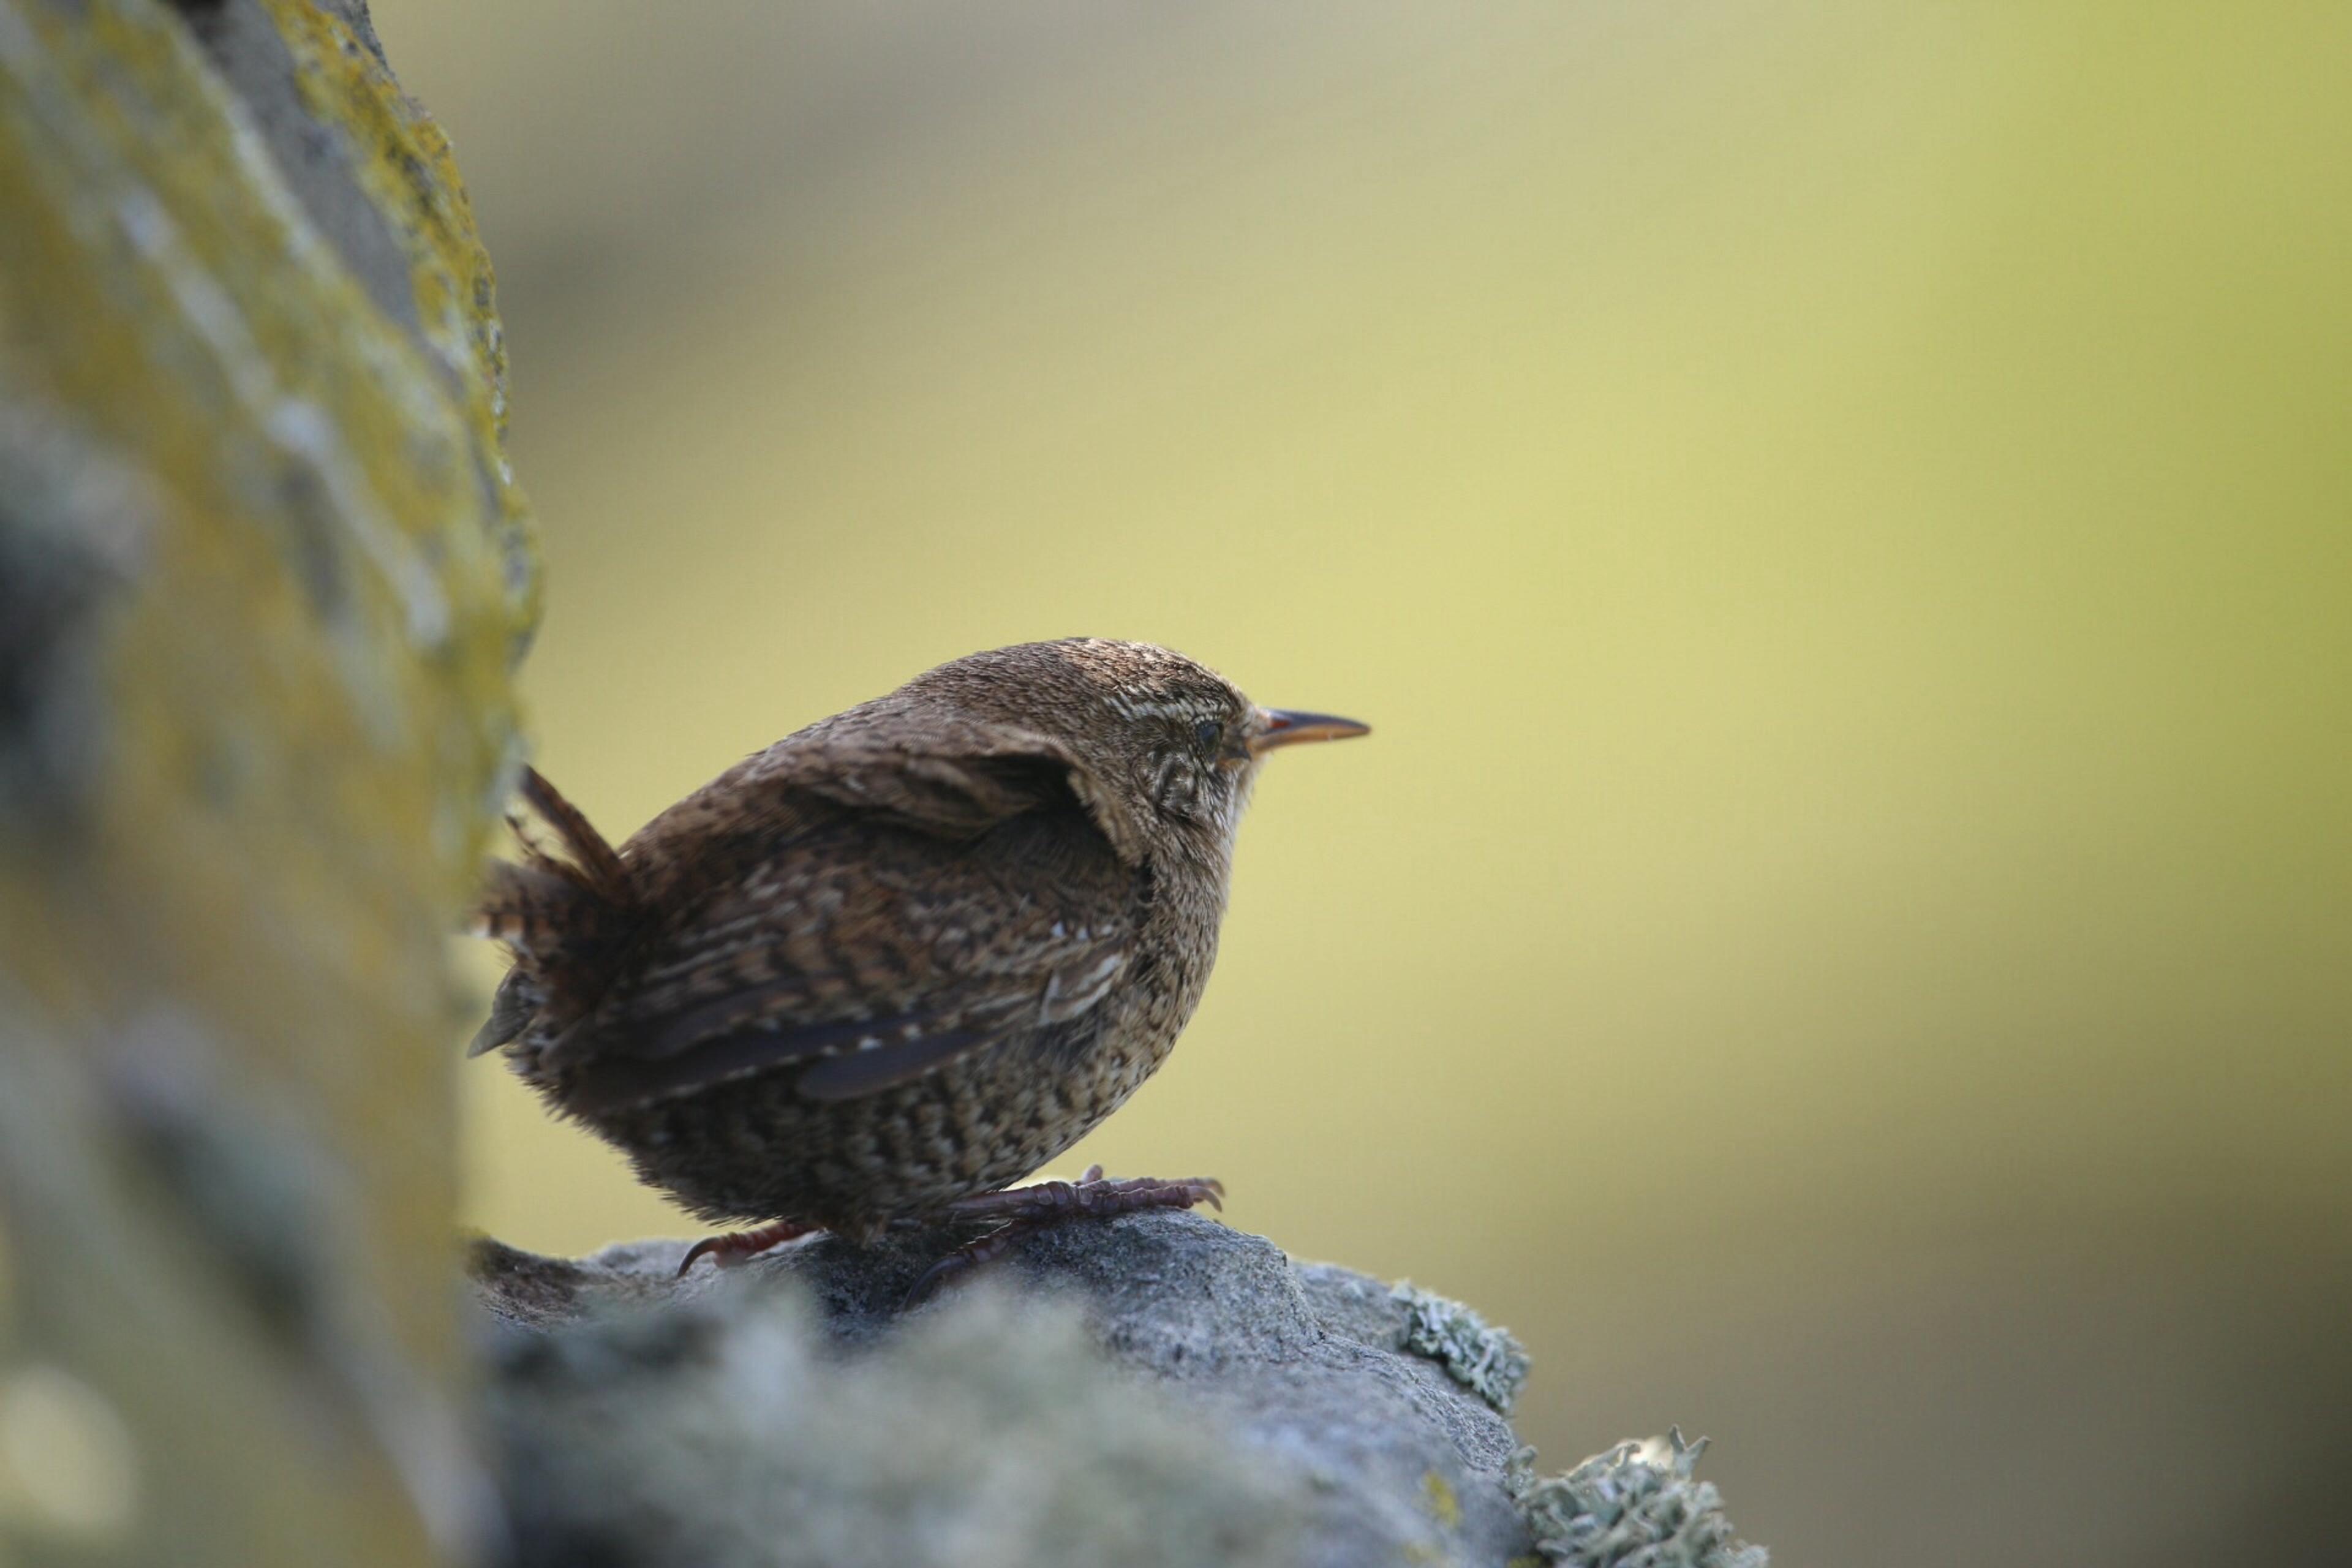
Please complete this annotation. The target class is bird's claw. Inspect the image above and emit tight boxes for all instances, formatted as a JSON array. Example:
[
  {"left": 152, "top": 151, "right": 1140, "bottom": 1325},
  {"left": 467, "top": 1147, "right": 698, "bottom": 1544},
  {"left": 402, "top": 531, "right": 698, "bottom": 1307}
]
[
  {"left": 903, "top": 1168, "right": 1228, "bottom": 1308},
  {"left": 676, "top": 1218, "right": 820, "bottom": 1277}
]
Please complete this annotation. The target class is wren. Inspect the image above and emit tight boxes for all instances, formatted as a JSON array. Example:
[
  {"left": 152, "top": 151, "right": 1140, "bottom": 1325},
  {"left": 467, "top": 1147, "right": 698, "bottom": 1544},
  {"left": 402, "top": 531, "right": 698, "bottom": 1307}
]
[{"left": 470, "top": 638, "right": 1366, "bottom": 1294}]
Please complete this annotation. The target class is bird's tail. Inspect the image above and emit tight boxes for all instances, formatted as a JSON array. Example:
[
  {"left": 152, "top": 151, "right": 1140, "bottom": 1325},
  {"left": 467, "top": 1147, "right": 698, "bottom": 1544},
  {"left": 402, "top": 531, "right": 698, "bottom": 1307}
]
[{"left": 467, "top": 767, "right": 635, "bottom": 1057}]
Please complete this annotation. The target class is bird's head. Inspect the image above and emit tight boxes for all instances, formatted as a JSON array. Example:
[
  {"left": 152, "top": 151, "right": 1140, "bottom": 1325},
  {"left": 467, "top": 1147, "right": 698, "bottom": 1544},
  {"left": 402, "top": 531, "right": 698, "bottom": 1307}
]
[{"left": 905, "top": 638, "right": 1368, "bottom": 865}]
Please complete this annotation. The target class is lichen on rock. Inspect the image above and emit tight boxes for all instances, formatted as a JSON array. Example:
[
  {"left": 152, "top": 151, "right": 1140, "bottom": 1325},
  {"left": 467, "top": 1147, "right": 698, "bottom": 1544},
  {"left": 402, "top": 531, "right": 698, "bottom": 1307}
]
[
  {"left": 472, "top": 1215, "right": 1774, "bottom": 1568},
  {"left": 1390, "top": 1279, "right": 1532, "bottom": 1416},
  {"left": 1508, "top": 1428, "right": 1768, "bottom": 1568},
  {"left": 0, "top": 1, "right": 533, "bottom": 1562}
]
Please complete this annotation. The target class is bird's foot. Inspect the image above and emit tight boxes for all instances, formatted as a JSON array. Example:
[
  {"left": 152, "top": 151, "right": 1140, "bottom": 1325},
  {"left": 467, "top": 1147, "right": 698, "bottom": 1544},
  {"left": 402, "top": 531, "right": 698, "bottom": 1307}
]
[
  {"left": 903, "top": 1164, "right": 1224, "bottom": 1307},
  {"left": 677, "top": 1218, "right": 822, "bottom": 1277}
]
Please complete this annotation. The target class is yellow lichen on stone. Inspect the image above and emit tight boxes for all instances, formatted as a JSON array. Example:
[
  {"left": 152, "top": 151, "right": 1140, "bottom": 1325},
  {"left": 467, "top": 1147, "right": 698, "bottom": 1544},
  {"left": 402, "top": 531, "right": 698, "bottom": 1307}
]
[
  {"left": 0, "top": 1, "right": 536, "bottom": 1563},
  {"left": 261, "top": 0, "right": 536, "bottom": 632},
  {"left": 1423, "top": 1470, "right": 1464, "bottom": 1531}
]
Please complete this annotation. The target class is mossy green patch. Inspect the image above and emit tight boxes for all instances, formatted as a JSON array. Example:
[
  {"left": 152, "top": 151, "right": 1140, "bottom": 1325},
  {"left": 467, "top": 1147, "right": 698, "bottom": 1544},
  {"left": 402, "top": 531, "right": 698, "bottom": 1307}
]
[
  {"left": 0, "top": 2, "right": 536, "bottom": 1562},
  {"left": 1423, "top": 1469, "right": 1463, "bottom": 1529}
]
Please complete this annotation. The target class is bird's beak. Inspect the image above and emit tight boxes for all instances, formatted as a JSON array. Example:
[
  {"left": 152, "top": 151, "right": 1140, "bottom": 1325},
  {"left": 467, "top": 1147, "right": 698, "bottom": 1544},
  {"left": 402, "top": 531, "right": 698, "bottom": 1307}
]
[{"left": 1249, "top": 707, "right": 1371, "bottom": 755}]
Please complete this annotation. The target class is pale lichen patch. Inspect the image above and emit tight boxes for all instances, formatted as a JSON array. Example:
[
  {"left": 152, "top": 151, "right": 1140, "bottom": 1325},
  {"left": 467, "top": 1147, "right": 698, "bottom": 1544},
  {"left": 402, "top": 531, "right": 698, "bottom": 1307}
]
[
  {"left": 1508, "top": 1428, "right": 1767, "bottom": 1568},
  {"left": 1390, "top": 1280, "right": 1531, "bottom": 1416}
]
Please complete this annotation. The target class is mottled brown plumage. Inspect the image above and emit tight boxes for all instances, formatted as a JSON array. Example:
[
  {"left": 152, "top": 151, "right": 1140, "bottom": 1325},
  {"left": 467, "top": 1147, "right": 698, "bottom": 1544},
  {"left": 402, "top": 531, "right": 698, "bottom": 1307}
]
[{"left": 470, "top": 639, "right": 1365, "bottom": 1278}]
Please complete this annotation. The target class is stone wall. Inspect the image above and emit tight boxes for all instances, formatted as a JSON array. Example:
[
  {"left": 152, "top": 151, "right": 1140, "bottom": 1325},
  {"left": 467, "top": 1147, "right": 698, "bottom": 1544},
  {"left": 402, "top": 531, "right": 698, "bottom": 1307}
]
[{"left": 0, "top": 2, "right": 529, "bottom": 1562}]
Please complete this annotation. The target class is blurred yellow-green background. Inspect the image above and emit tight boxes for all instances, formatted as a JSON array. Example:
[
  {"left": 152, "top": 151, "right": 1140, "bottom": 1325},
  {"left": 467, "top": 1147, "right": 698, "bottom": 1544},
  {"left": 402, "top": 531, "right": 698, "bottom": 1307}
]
[{"left": 375, "top": 5, "right": 2349, "bottom": 1564}]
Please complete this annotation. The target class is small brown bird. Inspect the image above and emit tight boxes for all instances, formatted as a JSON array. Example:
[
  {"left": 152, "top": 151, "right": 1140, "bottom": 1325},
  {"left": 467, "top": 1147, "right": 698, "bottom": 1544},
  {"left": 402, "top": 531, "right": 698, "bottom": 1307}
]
[{"left": 470, "top": 639, "right": 1365, "bottom": 1293}]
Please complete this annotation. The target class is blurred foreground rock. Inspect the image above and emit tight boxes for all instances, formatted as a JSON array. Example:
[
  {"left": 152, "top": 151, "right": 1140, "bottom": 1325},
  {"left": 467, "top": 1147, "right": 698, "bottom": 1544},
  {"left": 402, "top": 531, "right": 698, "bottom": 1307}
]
[
  {"left": 0, "top": 1, "right": 528, "bottom": 1562},
  {"left": 473, "top": 1210, "right": 1768, "bottom": 1568}
]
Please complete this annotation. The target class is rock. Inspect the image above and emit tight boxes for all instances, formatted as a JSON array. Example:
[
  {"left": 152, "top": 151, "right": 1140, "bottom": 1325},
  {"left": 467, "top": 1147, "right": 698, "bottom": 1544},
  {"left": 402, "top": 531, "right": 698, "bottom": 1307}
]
[
  {"left": 470, "top": 1211, "right": 1540, "bottom": 1568},
  {"left": 0, "top": 2, "right": 529, "bottom": 1564}
]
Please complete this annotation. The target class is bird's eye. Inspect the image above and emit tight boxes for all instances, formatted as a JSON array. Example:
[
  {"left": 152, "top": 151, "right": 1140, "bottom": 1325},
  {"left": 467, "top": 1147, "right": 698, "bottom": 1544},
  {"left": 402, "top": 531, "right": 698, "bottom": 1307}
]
[{"left": 1193, "top": 718, "right": 1222, "bottom": 750}]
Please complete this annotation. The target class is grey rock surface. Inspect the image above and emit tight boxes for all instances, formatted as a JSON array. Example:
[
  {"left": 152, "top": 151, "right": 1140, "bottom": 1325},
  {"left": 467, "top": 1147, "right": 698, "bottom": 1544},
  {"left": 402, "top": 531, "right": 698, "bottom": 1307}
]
[{"left": 470, "top": 1210, "right": 1538, "bottom": 1568}]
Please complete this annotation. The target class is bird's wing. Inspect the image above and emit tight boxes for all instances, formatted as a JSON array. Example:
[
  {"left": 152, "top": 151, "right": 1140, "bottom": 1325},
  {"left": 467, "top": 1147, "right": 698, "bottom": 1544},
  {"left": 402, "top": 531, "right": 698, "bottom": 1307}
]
[
  {"left": 621, "top": 718, "right": 1150, "bottom": 879},
  {"left": 555, "top": 736, "right": 1136, "bottom": 1115}
]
